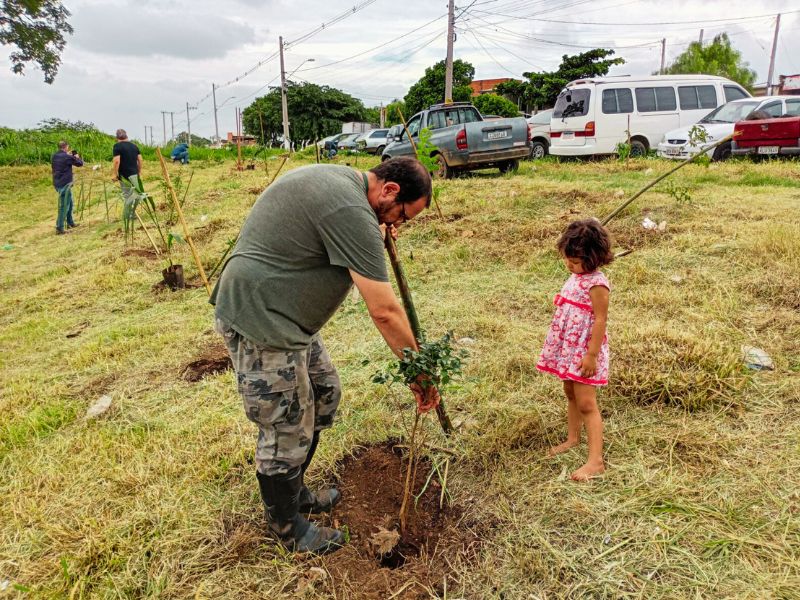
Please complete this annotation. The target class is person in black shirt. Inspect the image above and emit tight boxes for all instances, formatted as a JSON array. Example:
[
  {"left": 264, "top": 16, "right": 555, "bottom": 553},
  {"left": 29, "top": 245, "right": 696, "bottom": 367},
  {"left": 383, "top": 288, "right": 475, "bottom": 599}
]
[
  {"left": 51, "top": 140, "right": 84, "bottom": 234},
  {"left": 112, "top": 129, "right": 143, "bottom": 205}
]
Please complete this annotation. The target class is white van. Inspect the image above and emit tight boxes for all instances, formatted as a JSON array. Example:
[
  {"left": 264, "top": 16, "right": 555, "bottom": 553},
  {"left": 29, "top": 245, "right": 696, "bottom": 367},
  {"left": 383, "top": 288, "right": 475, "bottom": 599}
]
[{"left": 549, "top": 75, "right": 751, "bottom": 157}]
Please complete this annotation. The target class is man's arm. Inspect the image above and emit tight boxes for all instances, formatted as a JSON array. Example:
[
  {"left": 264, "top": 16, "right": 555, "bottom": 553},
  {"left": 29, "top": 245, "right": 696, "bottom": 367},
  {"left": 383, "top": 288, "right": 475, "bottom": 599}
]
[
  {"left": 137, "top": 153, "right": 143, "bottom": 175},
  {"left": 112, "top": 155, "right": 120, "bottom": 180},
  {"left": 349, "top": 270, "right": 417, "bottom": 357}
]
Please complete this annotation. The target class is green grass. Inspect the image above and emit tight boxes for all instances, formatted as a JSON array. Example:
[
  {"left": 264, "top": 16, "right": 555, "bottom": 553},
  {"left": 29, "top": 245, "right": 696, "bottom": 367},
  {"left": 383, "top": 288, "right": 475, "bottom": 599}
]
[{"left": 1, "top": 155, "right": 799, "bottom": 598}]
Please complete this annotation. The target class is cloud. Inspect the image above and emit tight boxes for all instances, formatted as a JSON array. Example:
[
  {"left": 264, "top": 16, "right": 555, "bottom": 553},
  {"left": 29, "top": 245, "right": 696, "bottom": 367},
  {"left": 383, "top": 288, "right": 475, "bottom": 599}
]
[{"left": 70, "top": 3, "right": 257, "bottom": 59}]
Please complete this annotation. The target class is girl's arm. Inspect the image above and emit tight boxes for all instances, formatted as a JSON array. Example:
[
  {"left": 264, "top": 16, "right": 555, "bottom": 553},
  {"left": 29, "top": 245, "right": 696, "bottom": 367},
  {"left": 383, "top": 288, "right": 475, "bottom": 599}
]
[{"left": 580, "top": 285, "right": 609, "bottom": 377}]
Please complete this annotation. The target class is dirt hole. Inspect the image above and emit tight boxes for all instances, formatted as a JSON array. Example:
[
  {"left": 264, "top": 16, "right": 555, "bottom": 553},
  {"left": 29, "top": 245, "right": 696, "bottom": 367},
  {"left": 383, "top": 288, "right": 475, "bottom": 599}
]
[
  {"left": 122, "top": 248, "right": 159, "bottom": 259},
  {"left": 181, "top": 344, "right": 232, "bottom": 382},
  {"left": 320, "top": 442, "right": 478, "bottom": 599}
]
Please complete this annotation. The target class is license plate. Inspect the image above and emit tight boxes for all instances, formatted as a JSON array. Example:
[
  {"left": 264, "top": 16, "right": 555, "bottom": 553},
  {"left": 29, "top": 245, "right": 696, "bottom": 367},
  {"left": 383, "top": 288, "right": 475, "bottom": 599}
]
[
  {"left": 562, "top": 132, "right": 575, "bottom": 140},
  {"left": 757, "top": 146, "right": 779, "bottom": 155},
  {"left": 487, "top": 130, "right": 508, "bottom": 140},
  {"left": 665, "top": 148, "right": 682, "bottom": 156}
]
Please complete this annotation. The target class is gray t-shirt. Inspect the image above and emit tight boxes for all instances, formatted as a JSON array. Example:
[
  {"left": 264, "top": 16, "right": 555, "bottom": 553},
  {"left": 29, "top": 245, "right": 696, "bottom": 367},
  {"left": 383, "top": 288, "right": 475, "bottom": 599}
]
[{"left": 210, "top": 164, "right": 388, "bottom": 350}]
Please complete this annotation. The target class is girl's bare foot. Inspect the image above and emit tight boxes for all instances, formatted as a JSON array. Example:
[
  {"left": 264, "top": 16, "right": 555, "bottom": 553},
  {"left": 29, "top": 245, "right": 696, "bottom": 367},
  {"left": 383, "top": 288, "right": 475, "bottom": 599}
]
[
  {"left": 571, "top": 461, "right": 605, "bottom": 481},
  {"left": 548, "top": 439, "right": 579, "bottom": 457}
]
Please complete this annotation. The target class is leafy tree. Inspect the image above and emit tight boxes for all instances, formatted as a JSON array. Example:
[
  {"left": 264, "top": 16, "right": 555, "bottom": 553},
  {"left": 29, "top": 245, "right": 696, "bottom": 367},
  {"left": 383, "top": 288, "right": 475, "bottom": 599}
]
[
  {"left": 385, "top": 100, "right": 406, "bottom": 126},
  {"left": 175, "top": 132, "right": 211, "bottom": 147},
  {"left": 37, "top": 117, "right": 97, "bottom": 132},
  {"left": 363, "top": 106, "right": 381, "bottom": 126},
  {"left": 242, "top": 81, "right": 366, "bottom": 146},
  {"left": 473, "top": 94, "right": 519, "bottom": 118},
  {"left": 404, "top": 59, "right": 475, "bottom": 115},
  {"left": 496, "top": 49, "right": 624, "bottom": 110},
  {"left": 0, "top": 0, "right": 72, "bottom": 83},
  {"left": 662, "top": 33, "right": 756, "bottom": 90}
]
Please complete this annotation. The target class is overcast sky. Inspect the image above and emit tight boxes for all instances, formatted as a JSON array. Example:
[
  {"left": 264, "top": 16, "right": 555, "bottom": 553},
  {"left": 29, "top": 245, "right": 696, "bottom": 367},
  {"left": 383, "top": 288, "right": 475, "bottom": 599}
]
[{"left": 3, "top": 0, "right": 799, "bottom": 142}]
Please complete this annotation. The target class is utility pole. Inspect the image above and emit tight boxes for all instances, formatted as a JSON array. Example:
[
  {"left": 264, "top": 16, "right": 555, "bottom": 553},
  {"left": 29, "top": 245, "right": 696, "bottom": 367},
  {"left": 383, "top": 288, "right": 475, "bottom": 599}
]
[
  {"left": 161, "top": 111, "right": 167, "bottom": 145},
  {"left": 212, "top": 83, "right": 220, "bottom": 144},
  {"left": 279, "top": 36, "right": 291, "bottom": 151},
  {"left": 186, "top": 102, "right": 195, "bottom": 147},
  {"left": 379, "top": 102, "right": 385, "bottom": 127},
  {"left": 144, "top": 126, "right": 148, "bottom": 146},
  {"left": 148, "top": 126, "right": 154, "bottom": 147},
  {"left": 698, "top": 29, "right": 704, "bottom": 45},
  {"left": 170, "top": 112, "right": 175, "bottom": 143},
  {"left": 444, "top": 0, "right": 455, "bottom": 104},
  {"left": 766, "top": 14, "right": 781, "bottom": 95},
  {"left": 659, "top": 38, "right": 666, "bottom": 74}
]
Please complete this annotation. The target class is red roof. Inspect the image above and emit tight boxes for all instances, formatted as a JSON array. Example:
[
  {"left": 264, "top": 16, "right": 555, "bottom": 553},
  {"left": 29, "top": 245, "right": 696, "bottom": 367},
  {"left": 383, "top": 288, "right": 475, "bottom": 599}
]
[{"left": 469, "top": 78, "right": 516, "bottom": 96}]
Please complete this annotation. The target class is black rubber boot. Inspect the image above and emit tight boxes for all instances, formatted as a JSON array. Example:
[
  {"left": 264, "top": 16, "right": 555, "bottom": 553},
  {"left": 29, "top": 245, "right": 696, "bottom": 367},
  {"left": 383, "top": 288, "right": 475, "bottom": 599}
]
[
  {"left": 256, "top": 468, "right": 344, "bottom": 555},
  {"left": 298, "top": 431, "right": 341, "bottom": 514}
]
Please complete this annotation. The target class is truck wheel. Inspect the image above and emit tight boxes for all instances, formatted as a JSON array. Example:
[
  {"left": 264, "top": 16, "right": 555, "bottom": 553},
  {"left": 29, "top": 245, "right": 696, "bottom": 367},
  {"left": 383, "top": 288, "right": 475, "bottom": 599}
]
[
  {"left": 499, "top": 159, "right": 519, "bottom": 174},
  {"left": 435, "top": 154, "right": 452, "bottom": 179},
  {"left": 712, "top": 142, "right": 732, "bottom": 162},
  {"left": 376, "top": 145, "right": 385, "bottom": 156},
  {"left": 381, "top": 154, "right": 390, "bottom": 162},
  {"left": 530, "top": 141, "right": 547, "bottom": 160},
  {"left": 630, "top": 139, "right": 648, "bottom": 157}
]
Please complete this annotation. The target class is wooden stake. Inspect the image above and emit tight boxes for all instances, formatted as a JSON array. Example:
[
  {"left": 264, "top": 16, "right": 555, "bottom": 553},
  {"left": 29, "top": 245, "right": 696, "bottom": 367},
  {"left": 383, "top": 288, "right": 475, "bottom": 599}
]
[
  {"left": 157, "top": 148, "right": 211, "bottom": 295},
  {"left": 602, "top": 134, "right": 734, "bottom": 226},
  {"left": 135, "top": 211, "right": 162, "bottom": 255},
  {"left": 384, "top": 229, "right": 454, "bottom": 436},
  {"left": 267, "top": 155, "right": 288, "bottom": 188}
]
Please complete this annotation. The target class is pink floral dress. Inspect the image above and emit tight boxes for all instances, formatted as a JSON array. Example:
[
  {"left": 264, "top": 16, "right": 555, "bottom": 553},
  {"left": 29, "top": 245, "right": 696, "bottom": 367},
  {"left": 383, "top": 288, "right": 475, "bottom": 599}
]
[{"left": 536, "top": 271, "right": 610, "bottom": 386}]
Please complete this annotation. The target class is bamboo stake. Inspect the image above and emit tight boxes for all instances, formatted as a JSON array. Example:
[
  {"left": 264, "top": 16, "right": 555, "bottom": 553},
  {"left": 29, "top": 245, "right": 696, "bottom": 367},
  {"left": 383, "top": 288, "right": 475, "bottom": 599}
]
[
  {"left": 384, "top": 228, "right": 454, "bottom": 436},
  {"left": 602, "top": 134, "right": 734, "bottom": 226},
  {"left": 102, "top": 180, "right": 110, "bottom": 223},
  {"left": 267, "top": 155, "right": 288, "bottom": 188},
  {"left": 156, "top": 148, "right": 211, "bottom": 295},
  {"left": 135, "top": 211, "right": 162, "bottom": 255}
]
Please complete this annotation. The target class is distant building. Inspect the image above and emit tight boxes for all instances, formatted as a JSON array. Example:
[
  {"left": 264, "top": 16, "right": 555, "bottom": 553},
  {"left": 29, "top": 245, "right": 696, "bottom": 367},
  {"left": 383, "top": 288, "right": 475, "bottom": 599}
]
[
  {"left": 226, "top": 132, "right": 257, "bottom": 146},
  {"left": 469, "top": 78, "right": 518, "bottom": 96},
  {"left": 342, "top": 122, "right": 377, "bottom": 134},
  {"left": 752, "top": 74, "right": 800, "bottom": 97}
]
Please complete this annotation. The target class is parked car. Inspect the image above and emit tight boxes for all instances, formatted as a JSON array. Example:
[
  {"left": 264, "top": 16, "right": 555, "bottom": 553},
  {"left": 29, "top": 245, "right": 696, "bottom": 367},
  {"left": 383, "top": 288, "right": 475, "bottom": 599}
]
[
  {"left": 732, "top": 114, "right": 800, "bottom": 158},
  {"left": 549, "top": 75, "right": 751, "bottom": 158},
  {"left": 356, "top": 128, "right": 390, "bottom": 154},
  {"left": 527, "top": 109, "right": 553, "bottom": 159},
  {"left": 316, "top": 133, "right": 349, "bottom": 148},
  {"left": 382, "top": 102, "right": 530, "bottom": 178},
  {"left": 657, "top": 96, "right": 800, "bottom": 161},
  {"left": 385, "top": 124, "right": 403, "bottom": 145},
  {"left": 336, "top": 133, "right": 362, "bottom": 152}
]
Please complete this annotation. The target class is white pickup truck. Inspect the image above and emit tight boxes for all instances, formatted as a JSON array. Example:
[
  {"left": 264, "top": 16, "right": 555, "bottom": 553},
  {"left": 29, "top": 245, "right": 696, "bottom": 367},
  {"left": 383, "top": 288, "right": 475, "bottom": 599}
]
[{"left": 381, "top": 102, "right": 530, "bottom": 178}]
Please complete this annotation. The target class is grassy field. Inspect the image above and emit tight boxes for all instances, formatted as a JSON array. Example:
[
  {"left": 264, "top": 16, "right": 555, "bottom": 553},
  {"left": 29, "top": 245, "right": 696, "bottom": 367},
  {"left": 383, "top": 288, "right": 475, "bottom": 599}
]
[{"left": 1, "top": 153, "right": 799, "bottom": 599}]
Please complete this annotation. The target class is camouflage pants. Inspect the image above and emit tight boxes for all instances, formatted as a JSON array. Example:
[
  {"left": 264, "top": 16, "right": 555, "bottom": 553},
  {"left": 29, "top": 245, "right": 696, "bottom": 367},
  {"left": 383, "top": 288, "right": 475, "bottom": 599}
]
[{"left": 216, "top": 319, "right": 342, "bottom": 476}]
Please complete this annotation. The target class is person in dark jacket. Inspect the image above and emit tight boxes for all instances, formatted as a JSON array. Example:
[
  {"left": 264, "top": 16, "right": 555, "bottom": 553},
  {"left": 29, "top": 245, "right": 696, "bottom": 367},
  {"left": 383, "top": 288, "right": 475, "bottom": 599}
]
[
  {"left": 51, "top": 141, "right": 84, "bottom": 234},
  {"left": 171, "top": 143, "right": 189, "bottom": 164}
]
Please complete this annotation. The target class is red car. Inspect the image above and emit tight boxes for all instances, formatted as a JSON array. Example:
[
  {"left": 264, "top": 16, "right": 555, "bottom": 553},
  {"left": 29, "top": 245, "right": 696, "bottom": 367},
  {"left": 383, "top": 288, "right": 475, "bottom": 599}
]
[{"left": 732, "top": 115, "right": 800, "bottom": 157}]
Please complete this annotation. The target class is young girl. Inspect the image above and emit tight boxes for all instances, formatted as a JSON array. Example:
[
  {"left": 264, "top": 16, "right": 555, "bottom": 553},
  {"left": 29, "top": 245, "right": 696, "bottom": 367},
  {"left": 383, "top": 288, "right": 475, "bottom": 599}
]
[{"left": 536, "top": 219, "right": 614, "bottom": 481}]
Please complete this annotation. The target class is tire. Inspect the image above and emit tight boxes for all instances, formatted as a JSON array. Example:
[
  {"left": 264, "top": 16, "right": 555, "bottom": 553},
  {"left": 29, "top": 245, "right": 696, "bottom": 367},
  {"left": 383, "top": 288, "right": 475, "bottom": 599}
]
[
  {"left": 630, "top": 139, "right": 648, "bottom": 157},
  {"left": 530, "top": 141, "right": 547, "bottom": 160},
  {"left": 435, "top": 154, "right": 452, "bottom": 179},
  {"left": 376, "top": 145, "right": 385, "bottom": 156},
  {"left": 381, "top": 153, "right": 390, "bottom": 162},
  {"left": 499, "top": 159, "right": 519, "bottom": 174},
  {"left": 712, "top": 142, "right": 732, "bottom": 162}
]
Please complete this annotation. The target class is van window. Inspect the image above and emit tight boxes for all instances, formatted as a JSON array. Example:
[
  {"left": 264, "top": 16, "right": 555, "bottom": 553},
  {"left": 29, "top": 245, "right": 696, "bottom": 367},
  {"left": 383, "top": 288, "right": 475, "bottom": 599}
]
[
  {"left": 554, "top": 89, "right": 591, "bottom": 118},
  {"left": 428, "top": 111, "right": 446, "bottom": 130},
  {"left": 601, "top": 89, "right": 633, "bottom": 114},
  {"left": 371, "top": 130, "right": 387, "bottom": 138},
  {"left": 786, "top": 100, "right": 800, "bottom": 116},
  {"left": 635, "top": 87, "right": 677, "bottom": 112},
  {"left": 724, "top": 85, "right": 749, "bottom": 102},
  {"left": 678, "top": 85, "right": 717, "bottom": 110}
]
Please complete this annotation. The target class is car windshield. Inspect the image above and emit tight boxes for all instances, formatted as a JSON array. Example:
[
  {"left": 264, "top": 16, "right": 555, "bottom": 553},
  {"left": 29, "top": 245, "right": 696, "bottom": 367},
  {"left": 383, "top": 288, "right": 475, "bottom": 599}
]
[
  {"left": 700, "top": 101, "right": 760, "bottom": 123},
  {"left": 553, "top": 89, "right": 590, "bottom": 119}
]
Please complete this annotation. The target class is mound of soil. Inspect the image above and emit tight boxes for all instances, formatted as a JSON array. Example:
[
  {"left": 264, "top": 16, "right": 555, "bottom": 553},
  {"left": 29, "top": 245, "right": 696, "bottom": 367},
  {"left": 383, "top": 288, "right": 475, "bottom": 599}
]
[
  {"left": 181, "top": 344, "right": 232, "bottom": 382},
  {"left": 318, "top": 442, "right": 479, "bottom": 599},
  {"left": 122, "top": 248, "right": 159, "bottom": 259}
]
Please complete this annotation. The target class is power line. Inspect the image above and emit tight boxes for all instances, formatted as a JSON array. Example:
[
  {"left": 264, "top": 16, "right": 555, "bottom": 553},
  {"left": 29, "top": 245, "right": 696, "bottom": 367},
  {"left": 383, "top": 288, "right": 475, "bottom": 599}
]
[{"left": 286, "top": 0, "right": 380, "bottom": 48}]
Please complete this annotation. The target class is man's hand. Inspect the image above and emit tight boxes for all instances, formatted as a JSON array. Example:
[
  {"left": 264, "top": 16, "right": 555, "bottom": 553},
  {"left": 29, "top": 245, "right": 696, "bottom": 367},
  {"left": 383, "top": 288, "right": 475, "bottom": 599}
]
[
  {"left": 410, "top": 376, "right": 440, "bottom": 413},
  {"left": 580, "top": 353, "right": 598, "bottom": 378},
  {"left": 379, "top": 223, "right": 398, "bottom": 240}
]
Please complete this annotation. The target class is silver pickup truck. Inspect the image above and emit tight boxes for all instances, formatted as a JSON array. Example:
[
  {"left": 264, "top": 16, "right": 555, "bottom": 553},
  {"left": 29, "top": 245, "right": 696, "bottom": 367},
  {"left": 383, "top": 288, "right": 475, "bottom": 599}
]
[{"left": 381, "top": 102, "right": 530, "bottom": 178}]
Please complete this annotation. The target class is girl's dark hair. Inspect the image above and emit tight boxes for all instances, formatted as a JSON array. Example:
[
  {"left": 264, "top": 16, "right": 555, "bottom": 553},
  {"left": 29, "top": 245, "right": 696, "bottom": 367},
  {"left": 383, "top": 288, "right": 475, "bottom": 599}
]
[{"left": 556, "top": 219, "right": 614, "bottom": 272}]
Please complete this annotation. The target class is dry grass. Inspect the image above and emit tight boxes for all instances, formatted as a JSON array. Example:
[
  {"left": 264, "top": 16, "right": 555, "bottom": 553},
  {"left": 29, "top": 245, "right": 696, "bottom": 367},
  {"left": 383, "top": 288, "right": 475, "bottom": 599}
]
[{"left": 1, "top": 155, "right": 799, "bottom": 599}]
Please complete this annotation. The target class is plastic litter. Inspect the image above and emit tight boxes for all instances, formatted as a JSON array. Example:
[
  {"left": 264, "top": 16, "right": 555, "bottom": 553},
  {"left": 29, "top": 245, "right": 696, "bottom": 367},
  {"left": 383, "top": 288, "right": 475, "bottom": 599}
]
[
  {"left": 85, "top": 395, "right": 113, "bottom": 419},
  {"left": 614, "top": 189, "right": 625, "bottom": 198},
  {"left": 457, "top": 337, "right": 476, "bottom": 345},
  {"left": 642, "top": 217, "right": 658, "bottom": 230},
  {"left": 741, "top": 346, "right": 774, "bottom": 371}
]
